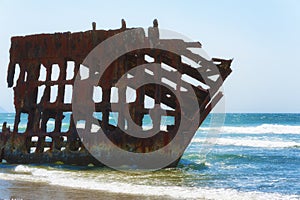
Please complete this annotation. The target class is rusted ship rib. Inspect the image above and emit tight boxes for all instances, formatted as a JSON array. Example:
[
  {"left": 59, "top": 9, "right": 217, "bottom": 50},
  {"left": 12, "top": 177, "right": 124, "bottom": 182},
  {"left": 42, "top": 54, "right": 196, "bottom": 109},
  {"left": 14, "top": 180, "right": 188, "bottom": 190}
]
[{"left": 0, "top": 20, "right": 232, "bottom": 167}]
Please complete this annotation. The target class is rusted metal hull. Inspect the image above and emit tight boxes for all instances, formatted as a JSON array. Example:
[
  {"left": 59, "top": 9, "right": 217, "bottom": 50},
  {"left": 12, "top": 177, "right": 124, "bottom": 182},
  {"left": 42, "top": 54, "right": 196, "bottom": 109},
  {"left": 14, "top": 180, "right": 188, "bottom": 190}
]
[{"left": 0, "top": 20, "right": 232, "bottom": 167}]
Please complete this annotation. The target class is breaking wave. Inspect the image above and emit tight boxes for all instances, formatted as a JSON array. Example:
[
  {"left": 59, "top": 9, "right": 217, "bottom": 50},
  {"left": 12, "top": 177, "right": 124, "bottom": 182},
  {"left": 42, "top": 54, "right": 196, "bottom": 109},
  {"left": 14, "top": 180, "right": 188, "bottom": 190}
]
[
  {"left": 199, "top": 124, "right": 300, "bottom": 134},
  {"left": 0, "top": 165, "right": 297, "bottom": 200},
  {"left": 192, "top": 138, "right": 300, "bottom": 148}
]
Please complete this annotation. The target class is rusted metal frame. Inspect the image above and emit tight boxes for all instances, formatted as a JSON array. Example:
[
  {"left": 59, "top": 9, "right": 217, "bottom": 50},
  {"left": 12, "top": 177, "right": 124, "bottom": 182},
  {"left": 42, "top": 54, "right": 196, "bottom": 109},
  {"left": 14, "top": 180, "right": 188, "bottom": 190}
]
[
  {"left": 117, "top": 56, "right": 126, "bottom": 130},
  {"left": 95, "top": 102, "right": 177, "bottom": 116},
  {"left": 198, "top": 92, "right": 224, "bottom": 127},
  {"left": 1, "top": 21, "right": 233, "bottom": 167},
  {"left": 145, "top": 50, "right": 210, "bottom": 87},
  {"left": 134, "top": 51, "right": 146, "bottom": 127}
]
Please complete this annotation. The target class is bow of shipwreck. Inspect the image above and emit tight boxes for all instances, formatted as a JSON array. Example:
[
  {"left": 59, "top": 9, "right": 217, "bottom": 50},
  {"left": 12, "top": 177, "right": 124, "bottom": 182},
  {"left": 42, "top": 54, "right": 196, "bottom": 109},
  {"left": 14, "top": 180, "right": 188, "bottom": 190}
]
[{"left": 0, "top": 20, "right": 232, "bottom": 167}]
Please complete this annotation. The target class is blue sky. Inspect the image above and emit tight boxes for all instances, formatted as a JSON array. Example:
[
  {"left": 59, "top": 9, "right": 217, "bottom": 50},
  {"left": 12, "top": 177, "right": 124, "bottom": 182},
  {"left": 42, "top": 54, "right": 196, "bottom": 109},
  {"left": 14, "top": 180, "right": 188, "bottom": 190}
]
[{"left": 0, "top": 0, "right": 299, "bottom": 113}]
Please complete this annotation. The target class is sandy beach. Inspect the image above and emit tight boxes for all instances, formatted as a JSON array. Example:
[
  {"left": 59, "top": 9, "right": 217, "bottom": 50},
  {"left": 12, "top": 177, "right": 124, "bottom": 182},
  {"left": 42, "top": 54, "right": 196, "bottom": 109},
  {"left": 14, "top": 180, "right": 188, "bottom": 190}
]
[{"left": 0, "top": 179, "right": 174, "bottom": 200}]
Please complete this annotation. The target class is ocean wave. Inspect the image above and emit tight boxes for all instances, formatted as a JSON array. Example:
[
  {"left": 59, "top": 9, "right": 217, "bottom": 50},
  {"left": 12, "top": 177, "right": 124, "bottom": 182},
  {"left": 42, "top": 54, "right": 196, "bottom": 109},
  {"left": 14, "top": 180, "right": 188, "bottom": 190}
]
[
  {"left": 3, "top": 123, "right": 300, "bottom": 136},
  {"left": 0, "top": 165, "right": 297, "bottom": 200},
  {"left": 199, "top": 124, "right": 300, "bottom": 134},
  {"left": 14, "top": 165, "right": 34, "bottom": 174},
  {"left": 192, "top": 138, "right": 300, "bottom": 148}
]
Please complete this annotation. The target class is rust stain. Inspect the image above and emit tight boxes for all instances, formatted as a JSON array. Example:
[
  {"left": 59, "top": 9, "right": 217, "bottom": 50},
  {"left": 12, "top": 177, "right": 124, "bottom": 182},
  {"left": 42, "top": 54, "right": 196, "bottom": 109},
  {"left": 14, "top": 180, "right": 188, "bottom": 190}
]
[{"left": 0, "top": 20, "right": 232, "bottom": 167}]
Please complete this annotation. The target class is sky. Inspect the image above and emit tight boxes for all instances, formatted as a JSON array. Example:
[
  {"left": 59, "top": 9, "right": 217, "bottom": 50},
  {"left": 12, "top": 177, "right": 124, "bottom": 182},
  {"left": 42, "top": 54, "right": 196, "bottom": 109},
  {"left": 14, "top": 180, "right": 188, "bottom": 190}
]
[{"left": 0, "top": 0, "right": 299, "bottom": 113}]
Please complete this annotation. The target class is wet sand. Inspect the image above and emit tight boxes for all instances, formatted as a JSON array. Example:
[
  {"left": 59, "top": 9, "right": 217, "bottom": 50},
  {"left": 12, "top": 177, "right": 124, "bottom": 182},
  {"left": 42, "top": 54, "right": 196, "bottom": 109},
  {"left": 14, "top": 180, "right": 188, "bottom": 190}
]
[{"left": 0, "top": 179, "right": 175, "bottom": 200}]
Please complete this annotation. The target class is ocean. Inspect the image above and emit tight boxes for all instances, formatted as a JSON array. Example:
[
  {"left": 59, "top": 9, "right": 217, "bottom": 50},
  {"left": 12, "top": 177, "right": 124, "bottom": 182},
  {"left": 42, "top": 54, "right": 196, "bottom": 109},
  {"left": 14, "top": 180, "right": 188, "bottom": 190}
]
[{"left": 0, "top": 113, "right": 299, "bottom": 200}]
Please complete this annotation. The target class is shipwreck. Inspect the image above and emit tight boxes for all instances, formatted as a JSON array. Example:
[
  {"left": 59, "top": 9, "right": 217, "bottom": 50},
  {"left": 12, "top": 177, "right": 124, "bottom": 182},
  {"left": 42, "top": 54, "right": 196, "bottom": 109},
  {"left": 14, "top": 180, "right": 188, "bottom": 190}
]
[{"left": 0, "top": 20, "right": 232, "bottom": 168}]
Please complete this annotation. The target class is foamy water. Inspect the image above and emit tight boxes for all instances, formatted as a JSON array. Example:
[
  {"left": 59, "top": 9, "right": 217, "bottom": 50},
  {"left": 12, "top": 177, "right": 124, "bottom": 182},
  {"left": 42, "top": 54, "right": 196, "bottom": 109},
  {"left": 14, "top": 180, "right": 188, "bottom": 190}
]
[
  {"left": 199, "top": 124, "right": 300, "bottom": 134},
  {"left": 192, "top": 138, "right": 300, "bottom": 148},
  {"left": 0, "top": 165, "right": 297, "bottom": 200}
]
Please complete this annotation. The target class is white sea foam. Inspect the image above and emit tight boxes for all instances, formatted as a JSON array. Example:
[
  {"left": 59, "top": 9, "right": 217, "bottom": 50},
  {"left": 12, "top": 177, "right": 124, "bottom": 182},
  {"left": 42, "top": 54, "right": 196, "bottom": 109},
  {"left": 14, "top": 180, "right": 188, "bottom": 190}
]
[
  {"left": 192, "top": 138, "right": 300, "bottom": 148},
  {"left": 0, "top": 165, "right": 297, "bottom": 200},
  {"left": 14, "top": 165, "right": 33, "bottom": 174},
  {"left": 199, "top": 124, "right": 300, "bottom": 134}
]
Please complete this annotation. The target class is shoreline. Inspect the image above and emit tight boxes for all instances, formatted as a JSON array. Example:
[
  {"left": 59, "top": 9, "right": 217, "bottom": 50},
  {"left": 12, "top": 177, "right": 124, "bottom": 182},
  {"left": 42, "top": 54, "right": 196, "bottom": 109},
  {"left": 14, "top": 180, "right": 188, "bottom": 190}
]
[{"left": 0, "top": 179, "right": 175, "bottom": 200}]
